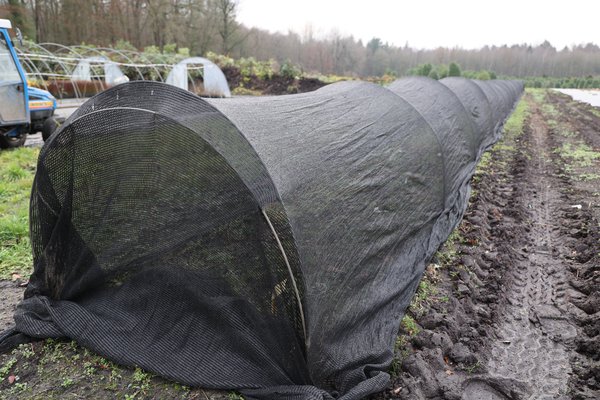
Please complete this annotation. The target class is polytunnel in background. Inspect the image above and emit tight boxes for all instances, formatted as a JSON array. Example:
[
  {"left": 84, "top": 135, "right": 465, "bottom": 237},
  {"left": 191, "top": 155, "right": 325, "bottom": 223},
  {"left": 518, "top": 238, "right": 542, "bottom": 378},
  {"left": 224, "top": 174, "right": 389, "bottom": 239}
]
[
  {"left": 166, "top": 57, "right": 231, "bottom": 97},
  {"left": 71, "top": 56, "right": 129, "bottom": 85},
  {"left": 0, "top": 78, "right": 522, "bottom": 399}
]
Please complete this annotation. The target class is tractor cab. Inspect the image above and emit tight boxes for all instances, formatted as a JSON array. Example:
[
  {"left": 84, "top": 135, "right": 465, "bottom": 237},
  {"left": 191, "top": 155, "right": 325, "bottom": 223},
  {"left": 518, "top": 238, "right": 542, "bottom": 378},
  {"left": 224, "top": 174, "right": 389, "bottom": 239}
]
[
  {"left": 0, "top": 19, "right": 59, "bottom": 148},
  {"left": 0, "top": 19, "right": 29, "bottom": 147}
]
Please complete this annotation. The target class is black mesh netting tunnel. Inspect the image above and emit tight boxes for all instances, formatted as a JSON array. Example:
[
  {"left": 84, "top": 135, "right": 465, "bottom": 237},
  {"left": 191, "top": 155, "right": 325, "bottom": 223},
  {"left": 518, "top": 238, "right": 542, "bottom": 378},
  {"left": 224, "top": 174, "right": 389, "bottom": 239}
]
[{"left": 0, "top": 77, "right": 523, "bottom": 399}]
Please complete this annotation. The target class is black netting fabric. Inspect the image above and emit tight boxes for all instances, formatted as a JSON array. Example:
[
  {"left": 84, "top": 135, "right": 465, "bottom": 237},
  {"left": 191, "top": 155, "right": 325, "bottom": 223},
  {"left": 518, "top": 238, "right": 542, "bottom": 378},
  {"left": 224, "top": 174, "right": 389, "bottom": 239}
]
[{"left": 1, "top": 77, "right": 523, "bottom": 399}]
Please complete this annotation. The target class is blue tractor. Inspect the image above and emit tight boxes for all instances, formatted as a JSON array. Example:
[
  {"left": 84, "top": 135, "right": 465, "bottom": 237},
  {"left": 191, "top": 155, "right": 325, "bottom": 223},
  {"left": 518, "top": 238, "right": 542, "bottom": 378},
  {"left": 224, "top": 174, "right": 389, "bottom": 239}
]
[{"left": 0, "top": 19, "right": 60, "bottom": 148}]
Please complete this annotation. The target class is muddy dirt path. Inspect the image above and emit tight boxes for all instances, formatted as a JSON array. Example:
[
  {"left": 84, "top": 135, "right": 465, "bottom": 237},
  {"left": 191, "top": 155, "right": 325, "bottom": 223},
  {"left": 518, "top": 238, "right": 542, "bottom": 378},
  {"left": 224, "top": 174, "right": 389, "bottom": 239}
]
[
  {"left": 485, "top": 111, "right": 577, "bottom": 398},
  {"left": 383, "top": 92, "right": 600, "bottom": 400}
]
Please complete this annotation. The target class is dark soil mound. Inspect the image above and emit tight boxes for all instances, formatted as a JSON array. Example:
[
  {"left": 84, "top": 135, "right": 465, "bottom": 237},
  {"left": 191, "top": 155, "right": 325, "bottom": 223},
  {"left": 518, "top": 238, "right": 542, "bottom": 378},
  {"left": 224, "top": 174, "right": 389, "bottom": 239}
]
[{"left": 221, "top": 65, "right": 327, "bottom": 95}]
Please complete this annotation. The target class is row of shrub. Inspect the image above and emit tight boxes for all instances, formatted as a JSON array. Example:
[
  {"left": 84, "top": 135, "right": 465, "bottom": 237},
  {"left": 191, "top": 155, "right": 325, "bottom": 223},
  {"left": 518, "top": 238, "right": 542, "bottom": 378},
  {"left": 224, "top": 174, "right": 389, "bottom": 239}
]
[
  {"left": 515, "top": 76, "right": 600, "bottom": 89},
  {"left": 407, "top": 62, "right": 600, "bottom": 88}
]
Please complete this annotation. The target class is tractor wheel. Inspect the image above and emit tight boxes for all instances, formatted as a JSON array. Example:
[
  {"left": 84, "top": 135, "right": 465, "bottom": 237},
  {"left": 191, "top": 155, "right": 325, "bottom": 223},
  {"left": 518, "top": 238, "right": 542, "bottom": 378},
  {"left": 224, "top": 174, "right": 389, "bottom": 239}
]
[
  {"left": 42, "top": 117, "right": 60, "bottom": 141},
  {"left": 0, "top": 131, "right": 27, "bottom": 149}
]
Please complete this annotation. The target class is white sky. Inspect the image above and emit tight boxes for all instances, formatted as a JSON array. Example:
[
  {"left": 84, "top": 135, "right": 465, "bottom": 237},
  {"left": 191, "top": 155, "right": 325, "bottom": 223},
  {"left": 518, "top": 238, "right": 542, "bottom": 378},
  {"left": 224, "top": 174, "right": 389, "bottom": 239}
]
[{"left": 237, "top": 0, "right": 599, "bottom": 49}]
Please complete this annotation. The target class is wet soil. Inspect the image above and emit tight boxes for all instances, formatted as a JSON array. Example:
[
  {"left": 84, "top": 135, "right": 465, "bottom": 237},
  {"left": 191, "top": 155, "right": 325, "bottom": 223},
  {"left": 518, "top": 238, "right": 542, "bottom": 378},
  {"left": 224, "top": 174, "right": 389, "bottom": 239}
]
[
  {"left": 375, "top": 91, "right": 599, "bottom": 399},
  {"left": 0, "top": 283, "right": 22, "bottom": 334}
]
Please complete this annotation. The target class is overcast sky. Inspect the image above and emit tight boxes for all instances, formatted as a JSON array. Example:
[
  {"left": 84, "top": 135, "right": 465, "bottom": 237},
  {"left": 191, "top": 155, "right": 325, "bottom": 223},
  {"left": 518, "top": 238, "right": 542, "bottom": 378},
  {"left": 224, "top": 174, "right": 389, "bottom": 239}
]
[{"left": 237, "top": 0, "right": 599, "bottom": 49}]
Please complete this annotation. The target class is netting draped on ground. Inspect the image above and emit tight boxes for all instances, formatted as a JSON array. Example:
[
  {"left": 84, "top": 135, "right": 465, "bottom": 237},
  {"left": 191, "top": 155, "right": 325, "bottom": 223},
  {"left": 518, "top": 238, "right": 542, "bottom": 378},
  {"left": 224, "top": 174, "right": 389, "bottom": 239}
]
[{"left": 0, "top": 77, "right": 523, "bottom": 399}]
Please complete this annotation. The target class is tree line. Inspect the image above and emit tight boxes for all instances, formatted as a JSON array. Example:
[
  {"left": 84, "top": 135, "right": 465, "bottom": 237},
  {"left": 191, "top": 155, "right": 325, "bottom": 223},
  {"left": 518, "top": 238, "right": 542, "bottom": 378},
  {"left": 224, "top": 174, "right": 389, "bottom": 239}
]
[{"left": 2, "top": 0, "right": 599, "bottom": 79}]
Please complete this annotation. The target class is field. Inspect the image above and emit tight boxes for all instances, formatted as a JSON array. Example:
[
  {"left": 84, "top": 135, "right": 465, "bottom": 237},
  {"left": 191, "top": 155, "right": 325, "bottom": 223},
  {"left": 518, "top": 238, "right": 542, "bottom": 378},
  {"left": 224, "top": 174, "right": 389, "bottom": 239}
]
[{"left": 0, "top": 89, "right": 599, "bottom": 399}]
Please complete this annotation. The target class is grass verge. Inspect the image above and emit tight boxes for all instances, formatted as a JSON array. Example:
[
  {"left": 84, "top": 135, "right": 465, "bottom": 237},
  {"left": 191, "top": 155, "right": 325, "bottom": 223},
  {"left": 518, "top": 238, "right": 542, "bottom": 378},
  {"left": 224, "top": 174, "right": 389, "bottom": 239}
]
[{"left": 0, "top": 147, "right": 38, "bottom": 280}]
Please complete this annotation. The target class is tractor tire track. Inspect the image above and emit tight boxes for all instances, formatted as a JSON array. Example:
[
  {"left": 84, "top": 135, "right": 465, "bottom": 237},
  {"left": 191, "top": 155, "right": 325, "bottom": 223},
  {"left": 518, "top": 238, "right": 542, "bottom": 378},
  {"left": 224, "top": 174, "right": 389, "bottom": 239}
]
[
  {"left": 382, "top": 93, "right": 599, "bottom": 400},
  {"left": 485, "top": 110, "right": 577, "bottom": 399}
]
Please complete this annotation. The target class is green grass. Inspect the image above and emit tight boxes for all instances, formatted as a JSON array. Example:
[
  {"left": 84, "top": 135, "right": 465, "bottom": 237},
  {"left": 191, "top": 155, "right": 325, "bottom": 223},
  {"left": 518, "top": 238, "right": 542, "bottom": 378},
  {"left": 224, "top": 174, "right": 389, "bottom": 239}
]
[
  {"left": 390, "top": 314, "right": 421, "bottom": 377},
  {"left": 527, "top": 88, "right": 546, "bottom": 104},
  {"left": 504, "top": 93, "right": 531, "bottom": 138},
  {"left": 578, "top": 173, "right": 600, "bottom": 181},
  {"left": 554, "top": 142, "right": 600, "bottom": 181},
  {"left": 555, "top": 143, "right": 600, "bottom": 168},
  {"left": 0, "top": 340, "right": 201, "bottom": 399},
  {"left": 409, "top": 278, "right": 438, "bottom": 316},
  {"left": 557, "top": 126, "right": 577, "bottom": 138},
  {"left": 0, "top": 357, "right": 17, "bottom": 380},
  {"left": 435, "top": 229, "right": 462, "bottom": 265},
  {"left": 231, "top": 86, "right": 262, "bottom": 96},
  {"left": 540, "top": 102, "right": 559, "bottom": 118},
  {"left": 462, "top": 360, "right": 482, "bottom": 374},
  {"left": 0, "top": 147, "right": 38, "bottom": 280},
  {"left": 400, "top": 315, "right": 420, "bottom": 337}
]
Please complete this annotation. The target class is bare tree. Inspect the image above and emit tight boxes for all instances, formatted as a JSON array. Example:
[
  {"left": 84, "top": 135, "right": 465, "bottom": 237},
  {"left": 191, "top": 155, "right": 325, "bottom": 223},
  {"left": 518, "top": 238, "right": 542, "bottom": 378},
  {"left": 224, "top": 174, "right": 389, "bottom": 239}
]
[
  {"left": 2, "top": 1, "right": 599, "bottom": 79},
  {"left": 214, "top": 0, "right": 245, "bottom": 55}
]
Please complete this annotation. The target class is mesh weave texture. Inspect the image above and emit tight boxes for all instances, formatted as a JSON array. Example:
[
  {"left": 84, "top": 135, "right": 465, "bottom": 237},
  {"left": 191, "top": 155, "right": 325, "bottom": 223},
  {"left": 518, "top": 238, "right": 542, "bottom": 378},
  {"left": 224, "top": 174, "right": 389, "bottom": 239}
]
[{"left": 1, "top": 77, "right": 523, "bottom": 399}]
